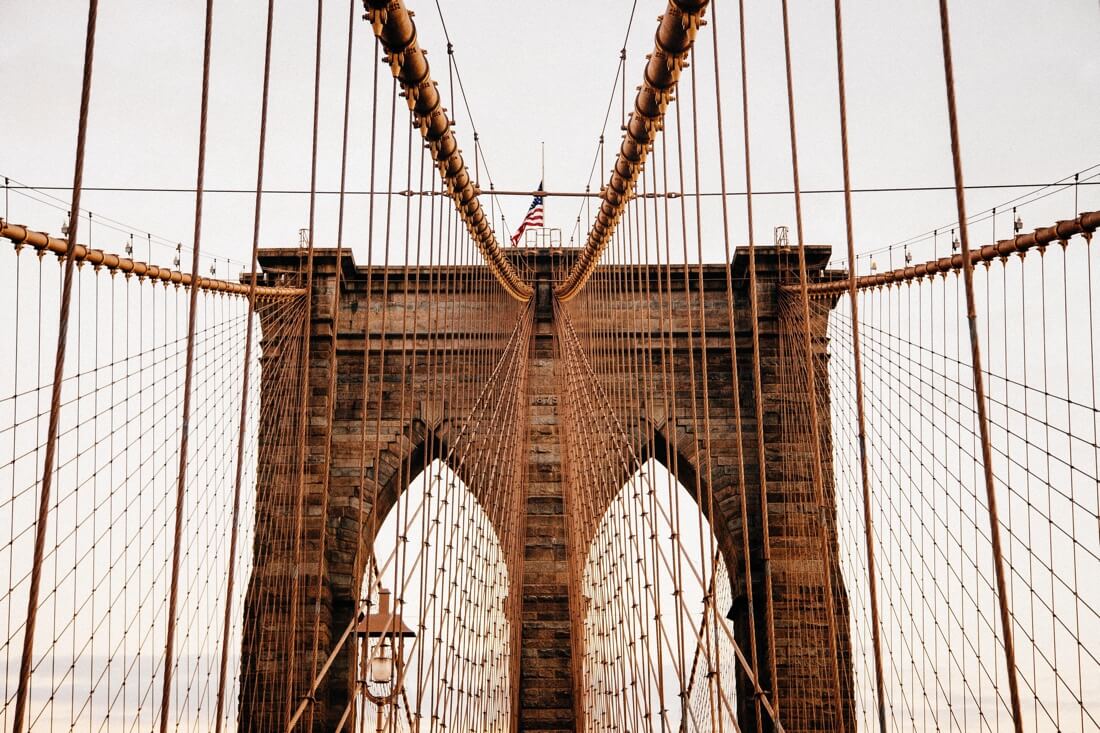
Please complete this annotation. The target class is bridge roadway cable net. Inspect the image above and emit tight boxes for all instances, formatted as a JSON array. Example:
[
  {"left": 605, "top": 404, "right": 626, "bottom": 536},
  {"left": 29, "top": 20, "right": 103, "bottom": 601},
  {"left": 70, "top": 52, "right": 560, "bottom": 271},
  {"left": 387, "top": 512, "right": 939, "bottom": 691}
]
[
  {"left": 1, "top": 0, "right": 1100, "bottom": 731},
  {"left": 1, "top": 0, "right": 529, "bottom": 729}
]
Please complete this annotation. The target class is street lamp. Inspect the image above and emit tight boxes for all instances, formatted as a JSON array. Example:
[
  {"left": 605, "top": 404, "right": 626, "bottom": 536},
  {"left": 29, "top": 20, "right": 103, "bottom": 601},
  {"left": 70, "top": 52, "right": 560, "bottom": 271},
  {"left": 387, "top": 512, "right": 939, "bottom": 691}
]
[
  {"left": 355, "top": 588, "right": 416, "bottom": 727},
  {"left": 369, "top": 638, "right": 395, "bottom": 685}
]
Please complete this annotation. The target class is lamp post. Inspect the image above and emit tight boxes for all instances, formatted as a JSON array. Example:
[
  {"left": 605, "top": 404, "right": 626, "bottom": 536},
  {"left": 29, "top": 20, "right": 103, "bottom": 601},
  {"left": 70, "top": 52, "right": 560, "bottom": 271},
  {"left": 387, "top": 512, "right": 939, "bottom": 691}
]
[{"left": 356, "top": 589, "right": 415, "bottom": 732}]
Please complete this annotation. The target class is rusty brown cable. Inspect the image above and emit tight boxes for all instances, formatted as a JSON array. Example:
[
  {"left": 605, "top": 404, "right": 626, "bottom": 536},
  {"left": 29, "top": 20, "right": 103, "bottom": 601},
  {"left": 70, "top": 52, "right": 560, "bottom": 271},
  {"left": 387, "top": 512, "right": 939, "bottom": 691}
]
[
  {"left": 389, "top": 116, "right": 416, "bottom": 732},
  {"left": 159, "top": 1, "right": 215, "bottom": 730},
  {"left": 556, "top": 304, "right": 781, "bottom": 725},
  {"left": 363, "top": 73, "right": 399, "bottom": 728},
  {"left": 358, "top": 308, "right": 530, "bottom": 717},
  {"left": 389, "top": 107, "right": 424, "bottom": 733},
  {"left": 777, "top": 0, "right": 820, "bottom": 725},
  {"left": 935, "top": 1, "right": 1024, "bottom": 730},
  {"left": 683, "top": 43, "right": 727, "bottom": 733},
  {"left": 362, "top": 0, "right": 531, "bottom": 301},
  {"left": 670, "top": 71, "right": 725, "bottom": 727},
  {"left": 10, "top": 2, "right": 99, "bottom": 730},
  {"left": 714, "top": 1, "right": 767, "bottom": 725},
  {"left": 425, "top": 180, "right": 459, "bottom": 727},
  {"left": 245, "top": 296, "right": 312, "bottom": 724},
  {"left": 0, "top": 222, "right": 305, "bottom": 298},
  {"left": 790, "top": 210, "right": 1099, "bottom": 296},
  {"left": 285, "top": 0, "right": 325, "bottom": 726},
  {"left": 398, "top": 313, "right": 531, "bottom": 723},
  {"left": 623, "top": 176, "right": 662, "bottom": 727},
  {"left": 655, "top": 118, "right": 691, "bottom": 706},
  {"left": 434, "top": 50, "right": 486, "bottom": 724},
  {"left": 319, "top": 69, "right": 396, "bottom": 731},
  {"left": 392, "top": 135, "right": 431, "bottom": 732},
  {"left": 637, "top": 156, "right": 670, "bottom": 726},
  {"left": 831, "top": 1, "right": 886, "bottom": 729},
  {"left": 213, "top": 0, "right": 276, "bottom": 728},
  {"left": 349, "top": 34, "right": 382, "bottom": 727},
  {"left": 556, "top": 0, "right": 710, "bottom": 301},
  {"left": 427, "top": 329, "right": 520, "bottom": 728},
  {"left": 413, "top": 154, "right": 440, "bottom": 724},
  {"left": 305, "top": 0, "right": 357, "bottom": 730}
]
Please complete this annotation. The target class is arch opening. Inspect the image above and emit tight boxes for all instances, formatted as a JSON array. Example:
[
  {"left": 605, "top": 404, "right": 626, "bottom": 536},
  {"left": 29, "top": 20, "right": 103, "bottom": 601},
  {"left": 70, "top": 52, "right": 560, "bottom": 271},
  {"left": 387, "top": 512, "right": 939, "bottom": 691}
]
[
  {"left": 579, "top": 456, "right": 738, "bottom": 732},
  {"left": 358, "top": 458, "right": 513, "bottom": 732}
]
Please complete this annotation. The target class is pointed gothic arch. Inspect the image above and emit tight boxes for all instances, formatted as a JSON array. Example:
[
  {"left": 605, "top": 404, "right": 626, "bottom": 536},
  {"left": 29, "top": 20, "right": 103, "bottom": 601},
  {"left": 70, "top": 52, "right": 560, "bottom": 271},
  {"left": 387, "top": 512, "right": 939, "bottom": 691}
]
[{"left": 361, "top": 457, "right": 514, "bottom": 730}]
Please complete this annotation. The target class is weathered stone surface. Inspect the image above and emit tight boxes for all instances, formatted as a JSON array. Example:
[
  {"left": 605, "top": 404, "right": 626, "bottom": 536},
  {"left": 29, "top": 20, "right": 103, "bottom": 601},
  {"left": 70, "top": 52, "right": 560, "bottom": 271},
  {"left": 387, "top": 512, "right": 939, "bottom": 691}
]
[
  {"left": 240, "top": 245, "right": 852, "bottom": 732},
  {"left": 518, "top": 272, "right": 579, "bottom": 730}
]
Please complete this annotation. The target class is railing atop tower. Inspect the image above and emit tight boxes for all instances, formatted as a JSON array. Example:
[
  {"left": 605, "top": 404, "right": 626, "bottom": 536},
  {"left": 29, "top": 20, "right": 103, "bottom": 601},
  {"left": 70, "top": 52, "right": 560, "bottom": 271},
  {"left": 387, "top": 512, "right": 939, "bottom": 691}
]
[{"left": 514, "top": 227, "right": 565, "bottom": 248}]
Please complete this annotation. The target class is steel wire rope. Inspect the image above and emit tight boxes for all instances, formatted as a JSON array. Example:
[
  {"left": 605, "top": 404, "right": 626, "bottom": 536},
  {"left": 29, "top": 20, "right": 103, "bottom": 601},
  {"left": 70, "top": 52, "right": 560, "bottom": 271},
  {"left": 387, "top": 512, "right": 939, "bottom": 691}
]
[
  {"left": 935, "top": 2, "right": 1025, "bottom": 728},
  {"left": 301, "top": 1, "right": 358, "bottom": 729},
  {"left": 282, "top": 0, "right": 325, "bottom": 724},
  {"left": 213, "top": 0, "right": 275, "bottom": 726},
  {"left": 556, "top": 305, "right": 782, "bottom": 725},
  {"left": 566, "top": 0, "right": 640, "bottom": 247},
  {"left": 0, "top": 173, "right": 248, "bottom": 272},
  {"left": 10, "top": 1, "right": 99, "bottom": 728},
  {"left": 708, "top": 3, "right": 772, "bottom": 726},
  {"left": 429, "top": 0, "right": 514, "bottom": 245},
  {"left": 288, "top": 306, "right": 533, "bottom": 728}
]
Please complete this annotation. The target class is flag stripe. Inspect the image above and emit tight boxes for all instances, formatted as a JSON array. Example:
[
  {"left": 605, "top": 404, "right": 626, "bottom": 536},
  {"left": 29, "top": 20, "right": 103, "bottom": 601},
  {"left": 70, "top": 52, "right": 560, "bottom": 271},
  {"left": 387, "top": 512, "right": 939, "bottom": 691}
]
[{"left": 511, "top": 181, "right": 545, "bottom": 245}]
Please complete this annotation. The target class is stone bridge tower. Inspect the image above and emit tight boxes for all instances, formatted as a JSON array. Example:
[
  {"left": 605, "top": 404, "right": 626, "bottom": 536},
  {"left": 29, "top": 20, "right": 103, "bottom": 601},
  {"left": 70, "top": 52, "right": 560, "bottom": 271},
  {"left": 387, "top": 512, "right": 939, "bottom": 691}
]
[{"left": 238, "top": 244, "right": 853, "bottom": 732}]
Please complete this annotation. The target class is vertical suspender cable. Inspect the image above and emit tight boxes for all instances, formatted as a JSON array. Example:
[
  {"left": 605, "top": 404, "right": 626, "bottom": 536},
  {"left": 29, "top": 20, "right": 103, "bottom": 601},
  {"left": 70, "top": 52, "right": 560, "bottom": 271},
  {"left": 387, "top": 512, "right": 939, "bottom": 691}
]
[
  {"left": 350, "top": 35, "right": 382, "bottom": 728},
  {"left": 11, "top": 2, "right": 99, "bottom": 730},
  {"left": 778, "top": 0, "right": 837, "bottom": 726},
  {"left": 712, "top": 2, "right": 766, "bottom": 726},
  {"left": 305, "top": 1, "right": 357, "bottom": 729},
  {"left": 556, "top": 0, "right": 709, "bottom": 301},
  {"left": 160, "top": 2, "right": 216, "bottom": 731},
  {"left": 214, "top": 0, "right": 276, "bottom": 729},
  {"left": 831, "top": 1, "right": 887, "bottom": 729},
  {"left": 935, "top": 2, "right": 1024, "bottom": 730},
  {"left": 685, "top": 45, "right": 727, "bottom": 733},
  {"left": 286, "top": 0, "right": 325, "bottom": 727}
]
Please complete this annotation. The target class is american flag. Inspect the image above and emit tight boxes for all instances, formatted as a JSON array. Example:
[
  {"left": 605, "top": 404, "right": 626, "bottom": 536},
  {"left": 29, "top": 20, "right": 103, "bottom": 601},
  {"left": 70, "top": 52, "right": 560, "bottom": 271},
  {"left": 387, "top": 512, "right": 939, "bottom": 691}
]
[{"left": 510, "top": 181, "right": 544, "bottom": 245}]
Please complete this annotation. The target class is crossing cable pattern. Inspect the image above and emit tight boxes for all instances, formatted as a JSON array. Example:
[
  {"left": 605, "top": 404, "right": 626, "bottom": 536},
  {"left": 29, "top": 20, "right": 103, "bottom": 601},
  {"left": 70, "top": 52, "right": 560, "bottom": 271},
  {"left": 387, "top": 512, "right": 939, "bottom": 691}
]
[
  {"left": 550, "top": 1, "right": 800, "bottom": 717},
  {"left": 784, "top": 214, "right": 1100, "bottom": 732},
  {"left": 0, "top": 0, "right": 533, "bottom": 729},
  {"left": 0, "top": 218, "right": 307, "bottom": 730},
  {"left": 556, "top": 0, "right": 710, "bottom": 301},
  {"left": 0, "top": 3, "right": 311, "bottom": 729},
  {"left": 550, "top": 0, "right": 1100, "bottom": 730},
  {"left": 363, "top": 0, "right": 532, "bottom": 302},
  {"left": 1, "top": 0, "right": 1099, "bottom": 731},
  {"left": 259, "top": 6, "right": 531, "bottom": 729},
  {"left": 0, "top": 5, "right": 311, "bottom": 729}
]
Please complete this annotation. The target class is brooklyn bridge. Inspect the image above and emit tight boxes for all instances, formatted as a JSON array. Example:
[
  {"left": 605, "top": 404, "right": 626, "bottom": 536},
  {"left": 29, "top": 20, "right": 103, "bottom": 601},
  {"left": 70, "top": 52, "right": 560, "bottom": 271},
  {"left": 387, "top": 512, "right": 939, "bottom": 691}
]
[{"left": 1, "top": 0, "right": 1097, "bottom": 730}]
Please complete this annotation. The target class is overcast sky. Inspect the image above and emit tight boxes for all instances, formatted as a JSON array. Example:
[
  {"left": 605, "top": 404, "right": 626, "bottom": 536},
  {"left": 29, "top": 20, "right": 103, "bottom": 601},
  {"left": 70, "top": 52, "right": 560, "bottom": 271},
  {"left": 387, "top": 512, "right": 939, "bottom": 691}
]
[{"left": 2, "top": 0, "right": 1098, "bottom": 275}]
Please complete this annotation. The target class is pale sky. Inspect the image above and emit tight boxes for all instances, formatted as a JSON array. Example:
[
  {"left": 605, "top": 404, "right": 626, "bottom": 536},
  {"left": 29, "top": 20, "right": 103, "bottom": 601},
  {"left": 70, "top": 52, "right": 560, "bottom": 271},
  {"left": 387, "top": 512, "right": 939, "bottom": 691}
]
[{"left": 2, "top": 0, "right": 1098, "bottom": 275}]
